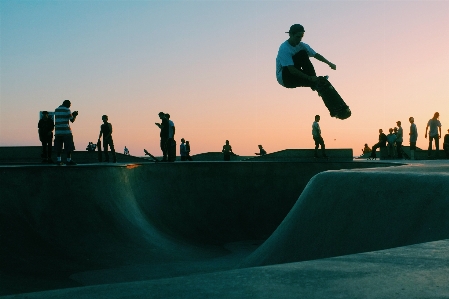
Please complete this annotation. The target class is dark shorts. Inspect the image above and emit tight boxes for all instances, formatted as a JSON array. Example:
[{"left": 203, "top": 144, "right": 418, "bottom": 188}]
[
  {"left": 313, "top": 136, "right": 324, "bottom": 147},
  {"left": 282, "top": 50, "right": 316, "bottom": 89},
  {"left": 54, "top": 134, "right": 75, "bottom": 152}
]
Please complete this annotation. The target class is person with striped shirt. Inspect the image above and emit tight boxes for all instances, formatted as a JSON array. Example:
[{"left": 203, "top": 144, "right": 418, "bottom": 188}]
[{"left": 54, "top": 100, "right": 78, "bottom": 165}]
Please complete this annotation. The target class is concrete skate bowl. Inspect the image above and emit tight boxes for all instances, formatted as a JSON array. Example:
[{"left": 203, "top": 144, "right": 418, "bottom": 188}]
[
  {"left": 243, "top": 169, "right": 449, "bottom": 268},
  {"left": 0, "top": 161, "right": 401, "bottom": 295}
]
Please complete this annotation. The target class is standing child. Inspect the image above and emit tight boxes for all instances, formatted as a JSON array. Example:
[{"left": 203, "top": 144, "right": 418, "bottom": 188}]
[
  {"left": 98, "top": 115, "right": 117, "bottom": 163},
  {"left": 180, "top": 138, "right": 187, "bottom": 161},
  {"left": 38, "top": 111, "right": 55, "bottom": 163}
]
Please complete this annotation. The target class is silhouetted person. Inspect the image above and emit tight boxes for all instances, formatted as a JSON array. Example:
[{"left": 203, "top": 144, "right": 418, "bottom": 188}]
[
  {"left": 369, "top": 129, "right": 387, "bottom": 159},
  {"left": 312, "top": 115, "right": 327, "bottom": 158},
  {"left": 443, "top": 129, "right": 449, "bottom": 159},
  {"left": 386, "top": 128, "right": 397, "bottom": 158},
  {"left": 255, "top": 145, "right": 267, "bottom": 156},
  {"left": 180, "top": 138, "right": 187, "bottom": 161},
  {"left": 425, "top": 112, "right": 442, "bottom": 158},
  {"left": 54, "top": 100, "right": 78, "bottom": 165},
  {"left": 38, "top": 111, "right": 54, "bottom": 163},
  {"left": 98, "top": 115, "right": 116, "bottom": 163},
  {"left": 222, "top": 140, "right": 233, "bottom": 161},
  {"left": 409, "top": 117, "right": 418, "bottom": 160},
  {"left": 86, "top": 142, "right": 95, "bottom": 152},
  {"left": 362, "top": 143, "right": 371, "bottom": 155},
  {"left": 155, "top": 112, "right": 169, "bottom": 162},
  {"left": 185, "top": 141, "right": 193, "bottom": 161},
  {"left": 276, "top": 24, "right": 350, "bottom": 119},
  {"left": 395, "top": 121, "right": 403, "bottom": 159},
  {"left": 124, "top": 146, "right": 129, "bottom": 155},
  {"left": 165, "top": 113, "right": 176, "bottom": 162}
]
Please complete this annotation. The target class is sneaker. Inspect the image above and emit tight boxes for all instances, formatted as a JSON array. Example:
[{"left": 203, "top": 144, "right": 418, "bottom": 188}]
[
  {"left": 56, "top": 161, "right": 65, "bottom": 166},
  {"left": 66, "top": 160, "right": 77, "bottom": 166}
]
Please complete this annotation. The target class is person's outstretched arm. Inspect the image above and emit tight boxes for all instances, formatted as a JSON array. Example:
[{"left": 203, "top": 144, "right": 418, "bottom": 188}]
[{"left": 314, "top": 53, "right": 336, "bottom": 70}]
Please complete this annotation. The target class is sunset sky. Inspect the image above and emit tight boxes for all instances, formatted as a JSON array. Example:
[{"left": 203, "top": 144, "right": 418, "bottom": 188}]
[{"left": 1, "top": 0, "right": 448, "bottom": 157}]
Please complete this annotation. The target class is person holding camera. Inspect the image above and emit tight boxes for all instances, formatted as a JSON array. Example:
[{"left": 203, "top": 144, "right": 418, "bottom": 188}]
[{"left": 54, "top": 100, "right": 78, "bottom": 165}]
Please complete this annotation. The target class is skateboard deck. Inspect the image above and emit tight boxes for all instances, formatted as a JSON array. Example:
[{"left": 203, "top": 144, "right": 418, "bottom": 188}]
[
  {"left": 144, "top": 149, "right": 160, "bottom": 162},
  {"left": 315, "top": 77, "right": 351, "bottom": 120},
  {"left": 97, "top": 139, "right": 102, "bottom": 162}
]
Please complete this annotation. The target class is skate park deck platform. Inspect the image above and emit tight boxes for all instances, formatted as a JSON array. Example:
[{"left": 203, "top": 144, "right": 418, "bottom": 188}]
[{"left": 1, "top": 159, "right": 449, "bottom": 298}]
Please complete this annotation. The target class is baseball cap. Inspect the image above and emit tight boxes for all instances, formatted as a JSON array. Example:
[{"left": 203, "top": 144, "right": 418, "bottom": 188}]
[{"left": 286, "top": 24, "right": 305, "bottom": 34}]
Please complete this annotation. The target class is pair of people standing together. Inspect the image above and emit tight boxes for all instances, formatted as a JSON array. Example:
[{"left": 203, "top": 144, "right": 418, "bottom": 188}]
[{"left": 155, "top": 112, "right": 176, "bottom": 162}]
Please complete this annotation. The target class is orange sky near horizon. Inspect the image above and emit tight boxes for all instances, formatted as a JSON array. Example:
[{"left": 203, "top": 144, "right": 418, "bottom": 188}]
[{"left": 1, "top": 1, "right": 448, "bottom": 157}]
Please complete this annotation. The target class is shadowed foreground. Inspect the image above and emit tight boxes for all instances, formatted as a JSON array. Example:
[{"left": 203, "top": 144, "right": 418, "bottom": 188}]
[{"left": 1, "top": 160, "right": 449, "bottom": 298}]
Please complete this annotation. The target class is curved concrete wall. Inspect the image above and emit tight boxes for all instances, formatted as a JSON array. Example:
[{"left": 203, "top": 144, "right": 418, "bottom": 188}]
[
  {"left": 243, "top": 170, "right": 449, "bottom": 267},
  {"left": 0, "top": 161, "right": 397, "bottom": 274}
]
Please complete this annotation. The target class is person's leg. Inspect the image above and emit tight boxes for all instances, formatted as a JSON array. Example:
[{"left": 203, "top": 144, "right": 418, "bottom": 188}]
[
  {"left": 371, "top": 142, "right": 380, "bottom": 158},
  {"left": 428, "top": 137, "right": 433, "bottom": 157},
  {"left": 65, "top": 135, "right": 75, "bottom": 164},
  {"left": 54, "top": 135, "right": 63, "bottom": 163},
  {"left": 397, "top": 142, "right": 402, "bottom": 158},
  {"left": 435, "top": 136, "right": 439, "bottom": 158},
  {"left": 410, "top": 142, "right": 416, "bottom": 160},
  {"left": 47, "top": 137, "right": 53, "bottom": 160},
  {"left": 160, "top": 138, "right": 168, "bottom": 161},
  {"left": 41, "top": 140, "right": 47, "bottom": 161},
  {"left": 313, "top": 137, "right": 320, "bottom": 157},
  {"left": 319, "top": 137, "right": 327, "bottom": 157},
  {"left": 110, "top": 138, "right": 116, "bottom": 162},
  {"left": 282, "top": 50, "right": 316, "bottom": 88},
  {"left": 103, "top": 138, "right": 109, "bottom": 162},
  {"left": 181, "top": 156, "right": 186, "bottom": 161}
]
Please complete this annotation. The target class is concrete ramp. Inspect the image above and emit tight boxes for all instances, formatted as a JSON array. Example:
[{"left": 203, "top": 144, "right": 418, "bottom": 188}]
[
  {"left": 0, "top": 162, "right": 397, "bottom": 277},
  {"left": 243, "top": 170, "right": 449, "bottom": 267}
]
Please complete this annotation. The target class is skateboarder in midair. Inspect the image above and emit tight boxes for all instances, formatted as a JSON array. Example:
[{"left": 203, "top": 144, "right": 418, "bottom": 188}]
[{"left": 276, "top": 24, "right": 351, "bottom": 119}]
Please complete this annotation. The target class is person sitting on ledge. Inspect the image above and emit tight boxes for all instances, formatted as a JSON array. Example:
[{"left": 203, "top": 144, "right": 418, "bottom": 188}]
[
  {"left": 362, "top": 143, "right": 372, "bottom": 155},
  {"left": 255, "top": 145, "right": 267, "bottom": 156},
  {"left": 369, "top": 129, "right": 387, "bottom": 159}
]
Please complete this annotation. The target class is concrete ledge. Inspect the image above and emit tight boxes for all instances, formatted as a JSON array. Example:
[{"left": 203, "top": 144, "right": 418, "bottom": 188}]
[{"left": 245, "top": 149, "right": 353, "bottom": 162}]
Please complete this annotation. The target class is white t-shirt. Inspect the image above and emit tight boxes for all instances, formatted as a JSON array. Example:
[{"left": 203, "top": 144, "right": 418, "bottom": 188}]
[
  {"left": 427, "top": 119, "right": 441, "bottom": 137},
  {"left": 276, "top": 41, "right": 317, "bottom": 86},
  {"left": 168, "top": 120, "right": 175, "bottom": 138},
  {"left": 312, "top": 121, "right": 321, "bottom": 137}
]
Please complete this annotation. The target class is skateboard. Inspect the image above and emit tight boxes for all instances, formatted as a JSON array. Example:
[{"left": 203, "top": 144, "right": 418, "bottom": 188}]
[
  {"left": 144, "top": 149, "right": 160, "bottom": 162},
  {"left": 315, "top": 76, "right": 351, "bottom": 120},
  {"left": 97, "top": 139, "right": 102, "bottom": 162}
]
